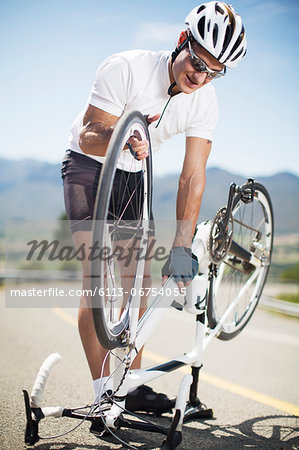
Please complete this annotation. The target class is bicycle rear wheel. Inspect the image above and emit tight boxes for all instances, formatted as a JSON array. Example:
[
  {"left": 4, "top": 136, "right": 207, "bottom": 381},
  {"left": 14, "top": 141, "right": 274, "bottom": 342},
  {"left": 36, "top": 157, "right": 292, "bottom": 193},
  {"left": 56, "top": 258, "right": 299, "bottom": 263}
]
[
  {"left": 91, "top": 111, "right": 153, "bottom": 349},
  {"left": 207, "top": 182, "right": 273, "bottom": 340}
]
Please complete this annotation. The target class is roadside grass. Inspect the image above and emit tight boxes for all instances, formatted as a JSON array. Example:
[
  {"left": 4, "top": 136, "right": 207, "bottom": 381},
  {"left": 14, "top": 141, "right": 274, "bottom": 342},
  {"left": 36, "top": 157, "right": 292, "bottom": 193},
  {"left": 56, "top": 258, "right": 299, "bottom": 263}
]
[{"left": 276, "top": 292, "right": 299, "bottom": 304}]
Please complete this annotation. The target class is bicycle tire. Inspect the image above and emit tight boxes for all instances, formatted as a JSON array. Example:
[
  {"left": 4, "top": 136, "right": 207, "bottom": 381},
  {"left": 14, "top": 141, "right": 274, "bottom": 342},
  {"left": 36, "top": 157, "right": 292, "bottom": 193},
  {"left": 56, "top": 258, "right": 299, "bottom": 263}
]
[
  {"left": 207, "top": 182, "right": 274, "bottom": 340},
  {"left": 91, "top": 110, "right": 153, "bottom": 349}
]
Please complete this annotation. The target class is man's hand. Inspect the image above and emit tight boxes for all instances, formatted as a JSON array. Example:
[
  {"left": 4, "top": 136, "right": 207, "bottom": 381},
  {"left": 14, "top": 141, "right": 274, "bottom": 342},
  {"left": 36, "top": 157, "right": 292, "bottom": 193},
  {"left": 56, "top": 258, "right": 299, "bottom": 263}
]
[
  {"left": 127, "top": 113, "right": 160, "bottom": 160},
  {"left": 145, "top": 113, "right": 161, "bottom": 125},
  {"left": 162, "top": 247, "right": 198, "bottom": 292}
]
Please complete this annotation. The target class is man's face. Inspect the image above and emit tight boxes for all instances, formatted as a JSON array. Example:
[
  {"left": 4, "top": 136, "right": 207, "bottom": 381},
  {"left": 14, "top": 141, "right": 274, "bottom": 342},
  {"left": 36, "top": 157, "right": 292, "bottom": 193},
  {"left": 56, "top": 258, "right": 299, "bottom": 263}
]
[{"left": 171, "top": 41, "right": 225, "bottom": 94}]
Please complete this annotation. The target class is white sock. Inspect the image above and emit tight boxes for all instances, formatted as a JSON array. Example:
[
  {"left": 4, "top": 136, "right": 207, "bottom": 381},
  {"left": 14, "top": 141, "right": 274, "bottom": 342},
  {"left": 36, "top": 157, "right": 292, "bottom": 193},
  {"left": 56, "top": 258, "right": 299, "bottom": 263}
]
[{"left": 93, "top": 377, "right": 113, "bottom": 402}]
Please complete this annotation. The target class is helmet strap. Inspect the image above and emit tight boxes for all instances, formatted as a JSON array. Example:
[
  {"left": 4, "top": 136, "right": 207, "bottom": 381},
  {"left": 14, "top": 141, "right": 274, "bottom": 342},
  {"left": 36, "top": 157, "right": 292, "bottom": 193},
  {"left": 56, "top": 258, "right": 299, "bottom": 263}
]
[
  {"left": 168, "top": 82, "right": 177, "bottom": 96},
  {"left": 168, "top": 31, "right": 193, "bottom": 100},
  {"left": 171, "top": 31, "right": 191, "bottom": 66}
]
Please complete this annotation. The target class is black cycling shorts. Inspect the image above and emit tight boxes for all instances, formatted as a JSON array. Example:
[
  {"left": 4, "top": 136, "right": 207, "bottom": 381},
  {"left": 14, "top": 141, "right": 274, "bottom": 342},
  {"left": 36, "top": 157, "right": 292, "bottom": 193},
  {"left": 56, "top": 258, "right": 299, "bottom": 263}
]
[{"left": 62, "top": 150, "right": 154, "bottom": 235}]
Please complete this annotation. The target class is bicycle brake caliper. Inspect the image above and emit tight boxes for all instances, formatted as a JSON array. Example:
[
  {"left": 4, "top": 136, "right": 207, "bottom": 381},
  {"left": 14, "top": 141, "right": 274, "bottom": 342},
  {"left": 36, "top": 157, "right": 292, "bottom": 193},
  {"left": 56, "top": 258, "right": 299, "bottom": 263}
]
[{"left": 241, "top": 178, "right": 255, "bottom": 204}]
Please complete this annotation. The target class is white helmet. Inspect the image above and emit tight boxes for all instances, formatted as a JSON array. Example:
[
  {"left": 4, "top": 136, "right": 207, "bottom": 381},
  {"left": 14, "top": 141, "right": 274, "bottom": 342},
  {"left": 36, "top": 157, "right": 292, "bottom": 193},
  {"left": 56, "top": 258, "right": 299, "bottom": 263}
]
[{"left": 185, "top": 2, "right": 247, "bottom": 68}]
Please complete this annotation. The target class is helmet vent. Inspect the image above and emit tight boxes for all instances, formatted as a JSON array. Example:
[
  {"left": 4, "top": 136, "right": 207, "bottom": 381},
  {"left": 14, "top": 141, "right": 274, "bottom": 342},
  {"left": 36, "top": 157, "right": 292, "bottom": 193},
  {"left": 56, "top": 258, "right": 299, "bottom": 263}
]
[
  {"left": 197, "top": 5, "right": 206, "bottom": 14},
  {"left": 231, "top": 47, "right": 244, "bottom": 62},
  {"left": 213, "top": 24, "right": 219, "bottom": 48},
  {"left": 226, "top": 28, "right": 245, "bottom": 61},
  {"left": 215, "top": 3, "right": 225, "bottom": 15},
  {"left": 185, "top": 2, "right": 247, "bottom": 67},
  {"left": 221, "top": 25, "right": 233, "bottom": 55},
  {"left": 197, "top": 16, "right": 206, "bottom": 39}
]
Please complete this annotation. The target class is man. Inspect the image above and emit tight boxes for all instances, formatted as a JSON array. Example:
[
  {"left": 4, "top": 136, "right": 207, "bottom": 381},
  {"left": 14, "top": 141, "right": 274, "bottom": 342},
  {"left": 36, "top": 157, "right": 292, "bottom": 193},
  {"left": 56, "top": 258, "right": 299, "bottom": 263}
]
[{"left": 62, "top": 1, "right": 247, "bottom": 419}]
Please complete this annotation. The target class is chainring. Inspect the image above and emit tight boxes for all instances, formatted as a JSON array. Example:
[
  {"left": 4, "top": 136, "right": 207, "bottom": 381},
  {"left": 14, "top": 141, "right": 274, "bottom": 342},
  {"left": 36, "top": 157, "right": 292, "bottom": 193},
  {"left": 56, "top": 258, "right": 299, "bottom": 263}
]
[{"left": 209, "top": 207, "right": 234, "bottom": 264}]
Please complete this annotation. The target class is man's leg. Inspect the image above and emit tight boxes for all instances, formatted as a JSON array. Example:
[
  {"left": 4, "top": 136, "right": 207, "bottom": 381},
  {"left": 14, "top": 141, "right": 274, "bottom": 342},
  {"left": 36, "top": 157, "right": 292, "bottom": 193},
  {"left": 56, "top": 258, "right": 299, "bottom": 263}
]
[
  {"left": 113, "top": 236, "right": 174, "bottom": 415},
  {"left": 130, "top": 236, "right": 153, "bottom": 370},
  {"left": 73, "top": 230, "right": 110, "bottom": 379}
]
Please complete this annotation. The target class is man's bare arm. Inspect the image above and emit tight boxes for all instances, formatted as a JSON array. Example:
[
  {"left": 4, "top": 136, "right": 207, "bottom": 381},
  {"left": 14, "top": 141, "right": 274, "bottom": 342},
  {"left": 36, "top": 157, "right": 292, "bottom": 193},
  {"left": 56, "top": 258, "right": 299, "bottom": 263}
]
[
  {"left": 79, "top": 105, "right": 160, "bottom": 159},
  {"left": 79, "top": 105, "right": 119, "bottom": 156},
  {"left": 173, "top": 136, "right": 212, "bottom": 248}
]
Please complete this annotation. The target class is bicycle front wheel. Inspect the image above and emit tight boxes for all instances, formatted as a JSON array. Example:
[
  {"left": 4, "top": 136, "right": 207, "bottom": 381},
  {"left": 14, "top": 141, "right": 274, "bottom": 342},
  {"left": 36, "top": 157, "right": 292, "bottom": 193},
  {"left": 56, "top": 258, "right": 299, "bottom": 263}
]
[
  {"left": 207, "top": 182, "right": 274, "bottom": 340},
  {"left": 91, "top": 111, "right": 153, "bottom": 349}
]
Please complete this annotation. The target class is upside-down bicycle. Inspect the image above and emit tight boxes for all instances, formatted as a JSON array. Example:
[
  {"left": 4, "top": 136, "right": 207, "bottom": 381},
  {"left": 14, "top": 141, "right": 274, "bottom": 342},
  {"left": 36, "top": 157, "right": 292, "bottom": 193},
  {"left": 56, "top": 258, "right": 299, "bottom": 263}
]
[{"left": 23, "top": 110, "right": 274, "bottom": 449}]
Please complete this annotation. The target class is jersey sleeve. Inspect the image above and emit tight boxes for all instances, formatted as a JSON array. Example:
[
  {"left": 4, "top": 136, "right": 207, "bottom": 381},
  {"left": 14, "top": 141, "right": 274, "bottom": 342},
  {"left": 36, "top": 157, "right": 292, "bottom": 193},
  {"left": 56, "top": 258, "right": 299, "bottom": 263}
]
[
  {"left": 185, "top": 86, "right": 219, "bottom": 141},
  {"left": 88, "top": 55, "right": 133, "bottom": 117}
]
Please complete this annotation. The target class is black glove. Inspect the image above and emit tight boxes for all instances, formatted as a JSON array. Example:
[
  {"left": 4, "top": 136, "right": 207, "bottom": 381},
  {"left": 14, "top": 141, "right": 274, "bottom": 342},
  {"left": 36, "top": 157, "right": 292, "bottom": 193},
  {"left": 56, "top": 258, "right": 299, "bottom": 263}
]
[{"left": 162, "top": 247, "right": 198, "bottom": 283}]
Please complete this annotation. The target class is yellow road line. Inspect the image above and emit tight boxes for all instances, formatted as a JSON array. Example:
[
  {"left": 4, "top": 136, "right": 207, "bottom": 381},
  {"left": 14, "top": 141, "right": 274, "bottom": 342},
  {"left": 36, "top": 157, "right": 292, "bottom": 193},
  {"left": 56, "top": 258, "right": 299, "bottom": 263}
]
[
  {"left": 52, "top": 307, "right": 77, "bottom": 327},
  {"left": 143, "top": 349, "right": 299, "bottom": 417},
  {"left": 51, "top": 307, "right": 299, "bottom": 417}
]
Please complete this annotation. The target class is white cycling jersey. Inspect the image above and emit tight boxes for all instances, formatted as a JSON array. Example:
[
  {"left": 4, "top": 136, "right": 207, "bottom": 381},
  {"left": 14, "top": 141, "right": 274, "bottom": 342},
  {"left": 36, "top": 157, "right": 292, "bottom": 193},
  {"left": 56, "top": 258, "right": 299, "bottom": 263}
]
[{"left": 68, "top": 49, "right": 218, "bottom": 171}]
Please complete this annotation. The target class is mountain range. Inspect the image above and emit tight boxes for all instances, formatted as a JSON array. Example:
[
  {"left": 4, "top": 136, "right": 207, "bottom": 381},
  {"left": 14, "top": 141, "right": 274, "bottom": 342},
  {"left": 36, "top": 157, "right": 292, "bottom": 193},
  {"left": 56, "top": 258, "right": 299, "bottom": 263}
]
[{"left": 0, "top": 157, "right": 298, "bottom": 234}]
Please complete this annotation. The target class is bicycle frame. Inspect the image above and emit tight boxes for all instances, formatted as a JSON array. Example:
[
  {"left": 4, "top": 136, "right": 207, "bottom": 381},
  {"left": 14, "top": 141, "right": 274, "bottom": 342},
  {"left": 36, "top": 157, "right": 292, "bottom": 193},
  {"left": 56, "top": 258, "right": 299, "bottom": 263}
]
[
  {"left": 111, "top": 180, "right": 264, "bottom": 401},
  {"left": 22, "top": 227, "right": 216, "bottom": 445},
  {"left": 23, "top": 178, "right": 272, "bottom": 448},
  {"left": 97, "top": 231, "right": 227, "bottom": 426}
]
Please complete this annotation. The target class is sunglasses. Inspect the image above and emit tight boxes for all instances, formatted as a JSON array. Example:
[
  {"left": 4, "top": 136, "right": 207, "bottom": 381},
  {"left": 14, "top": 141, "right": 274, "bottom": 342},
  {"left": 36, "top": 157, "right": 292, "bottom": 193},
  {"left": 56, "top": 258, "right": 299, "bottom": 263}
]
[{"left": 187, "top": 41, "right": 226, "bottom": 80}]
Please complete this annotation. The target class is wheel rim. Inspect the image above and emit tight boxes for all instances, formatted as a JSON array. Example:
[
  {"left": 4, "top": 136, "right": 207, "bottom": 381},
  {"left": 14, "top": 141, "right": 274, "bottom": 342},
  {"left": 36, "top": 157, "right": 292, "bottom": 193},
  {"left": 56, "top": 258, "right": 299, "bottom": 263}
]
[
  {"left": 92, "top": 113, "right": 152, "bottom": 345},
  {"left": 213, "top": 186, "right": 273, "bottom": 335}
]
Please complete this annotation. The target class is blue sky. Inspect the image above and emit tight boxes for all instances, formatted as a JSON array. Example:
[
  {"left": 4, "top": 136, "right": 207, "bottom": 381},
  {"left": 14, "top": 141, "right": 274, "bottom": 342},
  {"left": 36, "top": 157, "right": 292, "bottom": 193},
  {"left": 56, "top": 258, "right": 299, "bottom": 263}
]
[{"left": 1, "top": 0, "right": 299, "bottom": 177}]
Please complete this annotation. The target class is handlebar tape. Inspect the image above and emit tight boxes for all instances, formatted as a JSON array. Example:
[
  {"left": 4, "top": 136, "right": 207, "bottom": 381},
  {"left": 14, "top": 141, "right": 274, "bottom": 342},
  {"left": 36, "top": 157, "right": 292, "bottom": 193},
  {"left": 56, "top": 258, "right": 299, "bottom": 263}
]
[{"left": 30, "top": 353, "right": 62, "bottom": 408}]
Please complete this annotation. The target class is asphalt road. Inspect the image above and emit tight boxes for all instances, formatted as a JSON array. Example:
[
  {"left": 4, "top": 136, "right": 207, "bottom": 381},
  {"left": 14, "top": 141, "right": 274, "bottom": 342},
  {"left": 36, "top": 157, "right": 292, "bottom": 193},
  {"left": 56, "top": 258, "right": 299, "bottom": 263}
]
[{"left": 1, "top": 282, "right": 299, "bottom": 449}]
